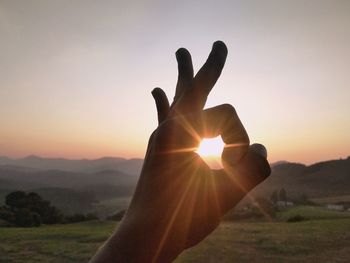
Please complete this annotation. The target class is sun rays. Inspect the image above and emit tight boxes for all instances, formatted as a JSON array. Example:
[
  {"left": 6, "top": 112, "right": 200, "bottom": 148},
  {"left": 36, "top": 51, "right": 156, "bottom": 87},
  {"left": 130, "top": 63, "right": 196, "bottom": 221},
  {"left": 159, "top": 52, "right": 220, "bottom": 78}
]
[
  {"left": 196, "top": 136, "right": 225, "bottom": 169},
  {"left": 196, "top": 136, "right": 225, "bottom": 157}
]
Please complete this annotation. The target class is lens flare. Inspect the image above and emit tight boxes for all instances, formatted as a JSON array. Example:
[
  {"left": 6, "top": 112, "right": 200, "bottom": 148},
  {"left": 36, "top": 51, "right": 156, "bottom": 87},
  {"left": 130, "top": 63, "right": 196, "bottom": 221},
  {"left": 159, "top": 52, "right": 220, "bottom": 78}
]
[{"left": 196, "top": 136, "right": 225, "bottom": 169}]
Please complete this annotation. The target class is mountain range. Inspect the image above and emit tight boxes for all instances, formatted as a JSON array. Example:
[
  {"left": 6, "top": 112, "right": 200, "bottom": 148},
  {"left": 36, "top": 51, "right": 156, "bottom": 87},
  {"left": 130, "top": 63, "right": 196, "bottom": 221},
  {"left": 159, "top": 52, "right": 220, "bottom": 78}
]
[
  {"left": 0, "top": 156, "right": 144, "bottom": 215},
  {"left": 0, "top": 155, "right": 144, "bottom": 175},
  {"left": 0, "top": 155, "right": 349, "bottom": 216},
  {"left": 1, "top": 156, "right": 349, "bottom": 199},
  {"left": 250, "top": 157, "right": 350, "bottom": 200}
]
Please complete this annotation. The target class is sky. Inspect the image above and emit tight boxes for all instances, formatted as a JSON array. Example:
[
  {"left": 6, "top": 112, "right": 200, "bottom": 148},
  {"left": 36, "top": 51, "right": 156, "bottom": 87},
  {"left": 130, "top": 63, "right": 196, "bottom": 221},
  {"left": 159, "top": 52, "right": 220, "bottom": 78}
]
[{"left": 0, "top": 0, "right": 349, "bottom": 164}]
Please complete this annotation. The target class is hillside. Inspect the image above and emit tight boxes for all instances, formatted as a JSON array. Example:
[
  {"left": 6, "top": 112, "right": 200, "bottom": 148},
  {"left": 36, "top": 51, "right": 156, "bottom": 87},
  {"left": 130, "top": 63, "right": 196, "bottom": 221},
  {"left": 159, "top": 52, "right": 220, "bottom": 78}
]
[
  {"left": 251, "top": 157, "right": 350, "bottom": 200},
  {"left": 0, "top": 156, "right": 349, "bottom": 216},
  {"left": 0, "top": 165, "right": 138, "bottom": 190},
  {"left": 0, "top": 165, "right": 138, "bottom": 216},
  {"left": 0, "top": 156, "right": 144, "bottom": 175}
]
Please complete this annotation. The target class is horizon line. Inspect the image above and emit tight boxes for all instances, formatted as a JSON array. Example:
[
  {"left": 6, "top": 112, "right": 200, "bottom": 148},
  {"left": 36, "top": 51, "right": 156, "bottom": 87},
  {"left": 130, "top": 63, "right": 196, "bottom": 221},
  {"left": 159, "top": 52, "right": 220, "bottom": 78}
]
[{"left": 1, "top": 154, "right": 349, "bottom": 166}]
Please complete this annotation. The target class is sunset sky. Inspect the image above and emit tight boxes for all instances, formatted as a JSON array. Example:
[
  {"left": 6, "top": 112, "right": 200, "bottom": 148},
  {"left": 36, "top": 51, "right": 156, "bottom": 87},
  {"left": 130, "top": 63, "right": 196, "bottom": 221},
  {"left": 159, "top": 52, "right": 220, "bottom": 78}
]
[{"left": 0, "top": 0, "right": 349, "bottom": 164}]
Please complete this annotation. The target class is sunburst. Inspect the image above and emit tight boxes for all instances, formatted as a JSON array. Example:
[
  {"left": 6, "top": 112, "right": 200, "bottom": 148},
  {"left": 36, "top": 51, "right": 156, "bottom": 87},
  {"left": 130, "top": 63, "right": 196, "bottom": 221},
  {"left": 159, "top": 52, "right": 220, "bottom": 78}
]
[{"left": 196, "top": 136, "right": 225, "bottom": 169}]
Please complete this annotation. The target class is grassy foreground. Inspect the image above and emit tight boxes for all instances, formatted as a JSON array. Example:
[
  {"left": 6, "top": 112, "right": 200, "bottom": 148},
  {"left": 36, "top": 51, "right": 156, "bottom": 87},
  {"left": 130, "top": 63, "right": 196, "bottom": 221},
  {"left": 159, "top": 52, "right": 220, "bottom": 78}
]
[
  {"left": 0, "top": 209, "right": 350, "bottom": 262},
  {"left": 176, "top": 219, "right": 350, "bottom": 263}
]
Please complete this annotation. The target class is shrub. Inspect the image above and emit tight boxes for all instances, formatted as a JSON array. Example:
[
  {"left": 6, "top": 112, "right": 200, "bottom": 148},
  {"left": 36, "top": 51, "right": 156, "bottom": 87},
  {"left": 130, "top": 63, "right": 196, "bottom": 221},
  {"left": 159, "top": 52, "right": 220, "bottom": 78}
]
[
  {"left": 0, "top": 206, "right": 15, "bottom": 222},
  {"left": 85, "top": 213, "right": 99, "bottom": 221},
  {"left": 65, "top": 213, "right": 86, "bottom": 223},
  {"left": 13, "top": 209, "right": 41, "bottom": 227},
  {"left": 106, "top": 210, "right": 126, "bottom": 221},
  {"left": 287, "top": 215, "right": 306, "bottom": 222}
]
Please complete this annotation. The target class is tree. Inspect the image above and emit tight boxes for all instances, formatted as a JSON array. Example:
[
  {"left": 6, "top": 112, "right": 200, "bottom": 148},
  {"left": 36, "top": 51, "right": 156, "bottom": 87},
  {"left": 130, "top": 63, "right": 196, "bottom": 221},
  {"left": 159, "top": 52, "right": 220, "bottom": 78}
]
[
  {"left": 1, "top": 191, "right": 63, "bottom": 226},
  {"left": 86, "top": 213, "right": 99, "bottom": 221},
  {"left": 42, "top": 205, "right": 63, "bottom": 224},
  {"left": 13, "top": 209, "right": 41, "bottom": 227},
  {"left": 279, "top": 188, "right": 287, "bottom": 202},
  {"left": 0, "top": 206, "right": 14, "bottom": 222},
  {"left": 65, "top": 213, "right": 86, "bottom": 223},
  {"left": 270, "top": 190, "right": 278, "bottom": 204},
  {"left": 5, "top": 191, "right": 27, "bottom": 210},
  {"left": 106, "top": 210, "right": 126, "bottom": 221}
]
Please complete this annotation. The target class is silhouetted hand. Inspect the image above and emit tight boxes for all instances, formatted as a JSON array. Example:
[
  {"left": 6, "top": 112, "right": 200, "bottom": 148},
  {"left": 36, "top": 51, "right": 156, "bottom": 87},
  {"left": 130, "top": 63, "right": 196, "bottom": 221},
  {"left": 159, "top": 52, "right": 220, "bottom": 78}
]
[{"left": 89, "top": 41, "right": 271, "bottom": 263}]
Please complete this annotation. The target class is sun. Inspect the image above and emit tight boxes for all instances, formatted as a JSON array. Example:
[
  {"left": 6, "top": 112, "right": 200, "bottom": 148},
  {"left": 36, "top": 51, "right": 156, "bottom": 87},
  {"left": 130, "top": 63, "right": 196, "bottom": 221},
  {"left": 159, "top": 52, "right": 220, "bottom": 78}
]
[
  {"left": 196, "top": 136, "right": 225, "bottom": 169},
  {"left": 197, "top": 136, "right": 225, "bottom": 157}
]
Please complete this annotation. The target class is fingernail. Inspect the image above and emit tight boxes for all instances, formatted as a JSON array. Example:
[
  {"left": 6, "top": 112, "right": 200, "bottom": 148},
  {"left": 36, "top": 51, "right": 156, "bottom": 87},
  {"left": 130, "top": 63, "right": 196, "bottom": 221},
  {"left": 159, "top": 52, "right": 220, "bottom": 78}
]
[
  {"left": 151, "top": 88, "right": 159, "bottom": 97},
  {"left": 250, "top": 143, "right": 268, "bottom": 159},
  {"left": 175, "top": 48, "right": 189, "bottom": 60},
  {"left": 213, "top": 41, "right": 228, "bottom": 54}
]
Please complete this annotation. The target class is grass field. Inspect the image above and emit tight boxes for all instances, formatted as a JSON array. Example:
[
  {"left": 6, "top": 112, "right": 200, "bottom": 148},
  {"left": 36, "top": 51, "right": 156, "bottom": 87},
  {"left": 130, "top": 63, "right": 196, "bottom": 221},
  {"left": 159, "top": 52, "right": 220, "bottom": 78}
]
[
  {"left": 0, "top": 207, "right": 350, "bottom": 263},
  {"left": 311, "top": 195, "right": 350, "bottom": 204},
  {"left": 276, "top": 205, "right": 350, "bottom": 221}
]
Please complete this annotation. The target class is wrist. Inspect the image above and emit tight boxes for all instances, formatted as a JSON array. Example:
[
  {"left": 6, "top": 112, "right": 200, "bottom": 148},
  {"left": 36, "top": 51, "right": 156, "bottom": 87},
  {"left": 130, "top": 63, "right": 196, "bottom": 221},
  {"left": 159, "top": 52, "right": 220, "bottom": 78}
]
[
  {"left": 107, "top": 213, "right": 179, "bottom": 263},
  {"left": 90, "top": 199, "right": 181, "bottom": 263}
]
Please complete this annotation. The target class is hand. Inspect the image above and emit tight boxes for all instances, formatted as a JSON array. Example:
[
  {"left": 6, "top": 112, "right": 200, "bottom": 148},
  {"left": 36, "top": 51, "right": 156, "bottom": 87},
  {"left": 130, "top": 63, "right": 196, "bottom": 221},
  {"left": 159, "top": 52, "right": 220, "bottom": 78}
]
[{"left": 89, "top": 41, "right": 271, "bottom": 263}]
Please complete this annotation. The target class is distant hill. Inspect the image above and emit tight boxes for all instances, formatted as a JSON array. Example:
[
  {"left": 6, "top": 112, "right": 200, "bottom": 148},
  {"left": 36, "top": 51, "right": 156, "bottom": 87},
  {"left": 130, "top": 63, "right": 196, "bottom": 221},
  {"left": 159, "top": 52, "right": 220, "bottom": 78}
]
[
  {"left": 0, "top": 156, "right": 142, "bottom": 216},
  {"left": 270, "top": 160, "right": 289, "bottom": 167},
  {"left": 0, "top": 165, "right": 138, "bottom": 216},
  {"left": 0, "top": 165, "right": 138, "bottom": 190},
  {"left": 0, "top": 156, "right": 143, "bottom": 175},
  {"left": 1, "top": 157, "right": 349, "bottom": 199},
  {"left": 33, "top": 187, "right": 98, "bottom": 215},
  {"left": 250, "top": 157, "right": 350, "bottom": 200},
  {"left": 1, "top": 155, "right": 349, "bottom": 216}
]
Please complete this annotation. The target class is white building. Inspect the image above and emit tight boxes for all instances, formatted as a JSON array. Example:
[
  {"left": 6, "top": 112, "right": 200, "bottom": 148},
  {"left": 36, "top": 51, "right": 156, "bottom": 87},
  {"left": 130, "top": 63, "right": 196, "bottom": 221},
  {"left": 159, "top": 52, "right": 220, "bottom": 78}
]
[
  {"left": 326, "top": 204, "right": 344, "bottom": 211},
  {"left": 277, "top": 201, "right": 294, "bottom": 207}
]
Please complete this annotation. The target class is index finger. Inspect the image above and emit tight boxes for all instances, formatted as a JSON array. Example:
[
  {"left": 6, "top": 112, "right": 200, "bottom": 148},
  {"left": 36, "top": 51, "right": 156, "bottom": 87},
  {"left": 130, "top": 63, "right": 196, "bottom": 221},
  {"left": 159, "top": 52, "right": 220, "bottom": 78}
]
[{"left": 187, "top": 104, "right": 249, "bottom": 161}]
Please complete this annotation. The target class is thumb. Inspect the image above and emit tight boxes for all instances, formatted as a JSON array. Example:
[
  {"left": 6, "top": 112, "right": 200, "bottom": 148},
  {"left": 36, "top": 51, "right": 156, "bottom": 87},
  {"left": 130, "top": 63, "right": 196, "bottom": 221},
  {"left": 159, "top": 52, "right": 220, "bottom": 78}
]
[
  {"left": 212, "top": 144, "right": 271, "bottom": 214},
  {"left": 230, "top": 144, "right": 271, "bottom": 193}
]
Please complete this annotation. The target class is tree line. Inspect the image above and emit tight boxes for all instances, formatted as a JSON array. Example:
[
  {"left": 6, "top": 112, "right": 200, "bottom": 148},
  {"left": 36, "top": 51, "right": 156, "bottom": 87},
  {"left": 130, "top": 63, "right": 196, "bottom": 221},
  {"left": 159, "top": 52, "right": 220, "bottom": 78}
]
[{"left": 0, "top": 191, "right": 98, "bottom": 227}]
